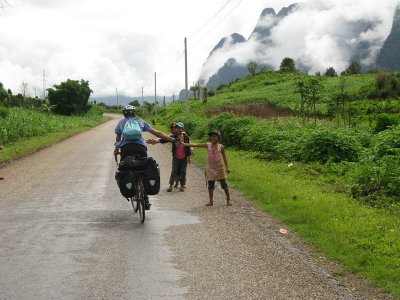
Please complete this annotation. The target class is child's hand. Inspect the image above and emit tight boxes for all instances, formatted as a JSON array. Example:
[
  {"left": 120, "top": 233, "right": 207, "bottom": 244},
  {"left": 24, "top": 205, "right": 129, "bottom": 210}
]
[
  {"left": 227, "top": 168, "right": 231, "bottom": 173},
  {"left": 146, "top": 138, "right": 159, "bottom": 145}
]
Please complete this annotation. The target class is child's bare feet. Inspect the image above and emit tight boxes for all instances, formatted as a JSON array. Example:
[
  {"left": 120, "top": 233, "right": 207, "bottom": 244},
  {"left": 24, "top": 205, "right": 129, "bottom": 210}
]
[
  {"left": 226, "top": 201, "right": 232, "bottom": 206},
  {"left": 205, "top": 202, "right": 213, "bottom": 206}
]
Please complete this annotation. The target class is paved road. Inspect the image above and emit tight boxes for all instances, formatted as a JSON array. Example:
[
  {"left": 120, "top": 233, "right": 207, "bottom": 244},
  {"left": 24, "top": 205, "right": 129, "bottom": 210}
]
[{"left": 0, "top": 115, "right": 386, "bottom": 299}]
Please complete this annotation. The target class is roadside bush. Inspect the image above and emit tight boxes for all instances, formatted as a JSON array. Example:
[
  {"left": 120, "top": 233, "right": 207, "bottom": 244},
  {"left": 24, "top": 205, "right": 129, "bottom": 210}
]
[
  {"left": 372, "top": 125, "right": 400, "bottom": 158},
  {"left": 178, "top": 115, "right": 209, "bottom": 138},
  {"left": 241, "top": 126, "right": 302, "bottom": 160},
  {"left": 87, "top": 104, "right": 104, "bottom": 116},
  {"left": 373, "top": 114, "right": 400, "bottom": 133},
  {"left": 208, "top": 112, "right": 256, "bottom": 147},
  {"left": 350, "top": 155, "right": 400, "bottom": 206},
  {"left": 299, "top": 130, "right": 361, "bottom": 163},
  {"left": 0, "top": 106, "right": 8, "bottom": 118}
]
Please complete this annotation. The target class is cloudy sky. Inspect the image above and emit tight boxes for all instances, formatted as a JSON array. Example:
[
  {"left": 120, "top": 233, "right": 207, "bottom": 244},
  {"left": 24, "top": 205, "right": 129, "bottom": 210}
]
[{"left": 0, "top": 0, "right": 398, "bottom": 99}]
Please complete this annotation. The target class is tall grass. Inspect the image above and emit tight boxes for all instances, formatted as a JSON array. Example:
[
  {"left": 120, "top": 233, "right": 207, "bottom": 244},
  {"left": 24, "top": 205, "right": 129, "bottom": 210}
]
[
  {"left": 0, "top": 107, "right": 102, "bottom": 144},
  {"left": 0, "top": 106, "right": 104, "bottom": 162}
]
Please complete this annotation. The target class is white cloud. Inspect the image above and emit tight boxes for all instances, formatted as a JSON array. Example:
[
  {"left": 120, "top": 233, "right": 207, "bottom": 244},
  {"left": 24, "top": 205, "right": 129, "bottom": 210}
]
[
  {"left": 201, "top": 0, "right": 398, "bottom": 77},
  {"left": 0, "top": 0, "right": 398, "bottom": 98}
]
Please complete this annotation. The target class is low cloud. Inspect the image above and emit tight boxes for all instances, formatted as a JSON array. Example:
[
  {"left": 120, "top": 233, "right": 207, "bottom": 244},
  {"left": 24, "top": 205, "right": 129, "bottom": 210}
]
[{"left": 200, "top": 0, "right": 398, "bottom": 82}]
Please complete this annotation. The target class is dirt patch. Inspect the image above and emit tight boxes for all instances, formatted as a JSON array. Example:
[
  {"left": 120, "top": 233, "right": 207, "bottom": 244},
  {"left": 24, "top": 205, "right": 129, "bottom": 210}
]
[{"left": 206, "top": 102, "right": 296, "bottom": 118}]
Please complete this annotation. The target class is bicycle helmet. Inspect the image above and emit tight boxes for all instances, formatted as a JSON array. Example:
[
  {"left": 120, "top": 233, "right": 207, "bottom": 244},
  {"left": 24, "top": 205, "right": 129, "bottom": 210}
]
[{"left": 123, "top": 105, "right": 136, "bottom": 117}]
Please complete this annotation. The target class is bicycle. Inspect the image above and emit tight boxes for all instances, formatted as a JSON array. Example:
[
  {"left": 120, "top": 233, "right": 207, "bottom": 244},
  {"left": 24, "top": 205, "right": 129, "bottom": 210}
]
[{"left": 115, "top": 153, "right": 147, "bottom": 223}]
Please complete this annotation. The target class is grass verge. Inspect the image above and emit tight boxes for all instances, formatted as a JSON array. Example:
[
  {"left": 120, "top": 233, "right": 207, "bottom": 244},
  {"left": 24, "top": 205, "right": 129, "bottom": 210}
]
[
  {"left": 189, "top": 146, "right": 400, "bottom": 298},
  {"left": 0, "top": 116, "right": 108, "bottom": 164}
]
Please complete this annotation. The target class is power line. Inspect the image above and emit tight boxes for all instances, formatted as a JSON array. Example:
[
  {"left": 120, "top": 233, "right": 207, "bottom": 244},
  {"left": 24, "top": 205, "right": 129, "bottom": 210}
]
[
  {"left": 191, "top": 0, "right": 243, "bottom": 47},
  {"left": 188, "top": 0, "right": 233, "bottom": 39}
]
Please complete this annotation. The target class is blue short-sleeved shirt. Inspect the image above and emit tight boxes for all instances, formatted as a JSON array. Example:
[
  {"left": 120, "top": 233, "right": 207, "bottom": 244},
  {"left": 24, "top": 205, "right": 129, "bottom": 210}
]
[{"left": 115, "top": 117, "right": 152, "bottom": 148}]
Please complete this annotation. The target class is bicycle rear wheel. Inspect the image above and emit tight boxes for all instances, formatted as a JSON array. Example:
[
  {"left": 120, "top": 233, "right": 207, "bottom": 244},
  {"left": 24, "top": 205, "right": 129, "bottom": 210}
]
[
  {"left": 131, "top": 197, "right": 139, "bottom": 213},
  {"left": 137, "top": 178, "right": 145, "bottom": 223}
]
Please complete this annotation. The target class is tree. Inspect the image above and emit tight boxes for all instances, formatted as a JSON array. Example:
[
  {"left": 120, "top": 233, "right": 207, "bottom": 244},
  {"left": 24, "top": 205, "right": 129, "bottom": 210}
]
[
  {"left": 307, "top": 78, "right": 323, "bottom": 124},
  {"left": 295, "top": 79, "right": 309, "bottom": 117},
  {"left": 247, "top": 61, "right": 258, "bottom": 77},
  {"left": 41, "top": 100, "right": 55, "bottom": 114},
  {"left": 190, "top": 81, "right": 201, "bottom": 99},
  {"left": 279, "top": 57, "right": 296, "bottom": 73},
  {"left": 295, "top": 77, "right": 324, "bottom": 123},
  {"left": 47, "top": 79, "right": 92, "bottom": 116},
  {"left": 129, "top": 100, "right": 140, "bottom": 107},
  {"left": 341, "top": 61, "right": 361, "bottom": 76},
  {"left": 203, "top": 86, "right": 208, "bottom": 103},
  {"left": 0, "top": 83, "right": 10, "bottom": 105},
  {"left": 324, "top": 67, "right": 337, "bottom": 77}
]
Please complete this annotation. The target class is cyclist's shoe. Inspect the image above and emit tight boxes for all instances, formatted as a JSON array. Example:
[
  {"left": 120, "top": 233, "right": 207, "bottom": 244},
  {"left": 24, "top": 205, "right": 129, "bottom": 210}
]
[{"left": 144, "top": 196, "right": 151, "bottom": 210}]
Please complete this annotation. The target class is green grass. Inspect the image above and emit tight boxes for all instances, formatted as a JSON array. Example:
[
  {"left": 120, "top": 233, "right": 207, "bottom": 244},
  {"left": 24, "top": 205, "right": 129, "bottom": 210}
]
[
  {"left": 186, "top": 143, "right": 400, "bottom": 298},
  {"left": 0, "top": 108, "right": 107, "bottom": 163}
]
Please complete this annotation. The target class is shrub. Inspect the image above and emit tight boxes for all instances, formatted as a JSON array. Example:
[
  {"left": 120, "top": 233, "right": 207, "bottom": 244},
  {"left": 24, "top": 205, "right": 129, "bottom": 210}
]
[
  {"left": 299, "top": 130, "right": 361, "bottom": 163},
  {"left": 350, "top": 155, "right": 400, "bottom": 206},
  {"left": 372, "top": 125, "right": 400, "bottom": 158},
  {"left": 374, "top": 114, "right": 399, "bottom": 133},
  {"left": 207, "top": 112, "right": 256, "bottom": 147},
  {"left": 0, "top": 106, "right": 9, "bottom": 118}
]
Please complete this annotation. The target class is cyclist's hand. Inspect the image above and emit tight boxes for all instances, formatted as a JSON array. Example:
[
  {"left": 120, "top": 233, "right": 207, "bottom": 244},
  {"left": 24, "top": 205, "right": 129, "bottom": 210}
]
[{"left": 114, "top": 148, "right": 120, "bottom": 155}]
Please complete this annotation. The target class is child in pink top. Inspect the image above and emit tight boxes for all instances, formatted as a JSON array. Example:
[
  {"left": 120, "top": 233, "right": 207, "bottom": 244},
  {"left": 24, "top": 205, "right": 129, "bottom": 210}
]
[{"left": 183, "top": 129, "right": 231, "bottom": 206}]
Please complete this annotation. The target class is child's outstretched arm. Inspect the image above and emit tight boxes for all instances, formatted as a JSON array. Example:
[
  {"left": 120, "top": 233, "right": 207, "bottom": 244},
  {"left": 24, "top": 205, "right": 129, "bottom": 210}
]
[
  {"left": 182, "top": 142, "right": 208, "bottom": 148},
  {"left": 221, "top": 145, "right": 231, "bottom": 173}
]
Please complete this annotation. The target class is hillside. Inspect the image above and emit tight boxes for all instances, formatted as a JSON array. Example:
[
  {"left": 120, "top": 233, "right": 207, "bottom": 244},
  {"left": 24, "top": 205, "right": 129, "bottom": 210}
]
[{"left": 175, "top": 71, "right": 378, "bottom": 117}]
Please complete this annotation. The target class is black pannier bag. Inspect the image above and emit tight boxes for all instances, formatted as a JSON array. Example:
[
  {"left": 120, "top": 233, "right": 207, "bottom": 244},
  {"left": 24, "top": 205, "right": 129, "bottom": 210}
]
[
  {"left": 118, "top": 156, "right": 148, "bottom": 171},
  {"left": 144, "top": 157, "right": 160, "bottom": 195},
  {"left": 115, "top": 170, "right": 136, "bottom": 198}
]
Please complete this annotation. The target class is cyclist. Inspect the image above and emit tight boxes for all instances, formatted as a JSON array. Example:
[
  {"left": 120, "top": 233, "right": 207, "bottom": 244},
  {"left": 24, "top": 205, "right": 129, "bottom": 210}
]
[{"left": 114, "top": 105, "right": 176, "bottom": 209}]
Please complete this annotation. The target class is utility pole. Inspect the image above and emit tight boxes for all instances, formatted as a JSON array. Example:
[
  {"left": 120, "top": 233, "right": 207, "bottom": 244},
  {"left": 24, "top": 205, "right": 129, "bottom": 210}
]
[
  {"left": 142, "top": 86, "right": 145, "bottom": 115},
  {"left": 184, "top": 37, "right": 189, "bottom": 113},
  {"left": 42, "top": 69, "right": 46, "bottom": 99},
  {"left": 154, "top": 72, "right": 157, "bottom": 116},
  {"left": 116, "top": 87, "right": 119, "bottom": 108}
]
